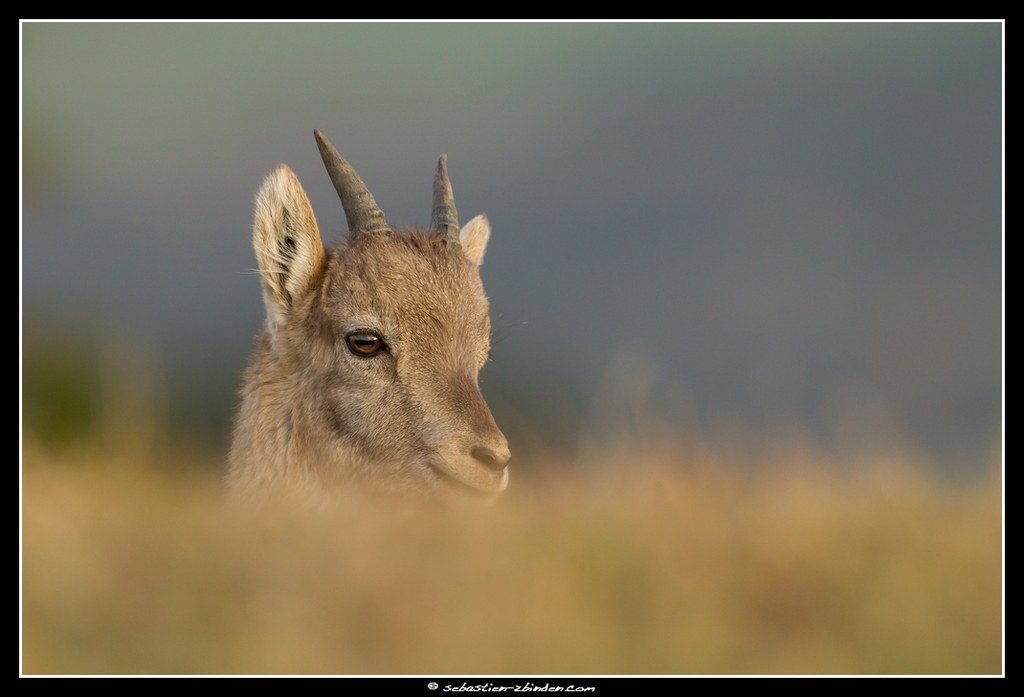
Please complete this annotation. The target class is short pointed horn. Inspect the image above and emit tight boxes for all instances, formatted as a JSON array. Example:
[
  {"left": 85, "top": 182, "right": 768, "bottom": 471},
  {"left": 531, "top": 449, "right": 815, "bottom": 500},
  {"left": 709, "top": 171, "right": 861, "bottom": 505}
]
[
  {"left": 431, "top": 154, "right": 460, "bottom": 245},
  {"left": 314, "top": 130, "right": 389, "bottom": 237}
]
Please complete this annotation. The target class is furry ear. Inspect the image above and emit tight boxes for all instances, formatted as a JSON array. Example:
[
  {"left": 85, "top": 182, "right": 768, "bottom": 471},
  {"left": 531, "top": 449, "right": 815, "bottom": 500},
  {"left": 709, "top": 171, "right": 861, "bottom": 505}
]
[
  {"left": 252, "top": 165, "right": 325, "bottom": 332},
  {"left": 459, "top": 214, "right": 491, "bottom": 266}
]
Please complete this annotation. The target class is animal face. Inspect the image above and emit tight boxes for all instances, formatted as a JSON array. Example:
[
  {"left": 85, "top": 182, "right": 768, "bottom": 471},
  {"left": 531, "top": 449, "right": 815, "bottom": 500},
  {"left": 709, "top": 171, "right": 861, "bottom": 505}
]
[{"left": 228, "top": 132, "right": 509, "bottom": 498}]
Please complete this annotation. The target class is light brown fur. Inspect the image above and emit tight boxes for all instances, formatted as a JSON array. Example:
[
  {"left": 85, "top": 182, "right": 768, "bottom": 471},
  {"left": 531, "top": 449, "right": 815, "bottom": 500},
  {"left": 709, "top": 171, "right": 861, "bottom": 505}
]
[{"left": 228, "top": 148, "right": 509, "bottom": 499}]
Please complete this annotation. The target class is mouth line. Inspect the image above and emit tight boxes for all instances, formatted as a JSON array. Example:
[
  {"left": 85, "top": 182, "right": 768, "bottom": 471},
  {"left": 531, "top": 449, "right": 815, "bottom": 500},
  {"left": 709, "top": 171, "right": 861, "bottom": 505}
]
[{"left": 426, "top": 457, "right": 508, "bottom": 496}]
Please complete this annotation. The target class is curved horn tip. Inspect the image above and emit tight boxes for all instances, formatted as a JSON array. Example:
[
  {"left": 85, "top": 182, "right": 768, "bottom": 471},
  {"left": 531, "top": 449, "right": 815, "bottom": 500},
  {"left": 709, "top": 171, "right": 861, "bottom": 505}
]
[
  {"left": 435, "top": 156, "right": 452, "bottom": 190},
  {"left": 431, "top": 153, "right": 460, "bottom": 244},
  {"left": 434, "top": 155, "right": 451, "bottom": 190},
  {"left": 312, "top": 130, "right": 389, "bottom": 237},
  {"left": 313, "top": 130, "right": 340, "bottom": 162}
]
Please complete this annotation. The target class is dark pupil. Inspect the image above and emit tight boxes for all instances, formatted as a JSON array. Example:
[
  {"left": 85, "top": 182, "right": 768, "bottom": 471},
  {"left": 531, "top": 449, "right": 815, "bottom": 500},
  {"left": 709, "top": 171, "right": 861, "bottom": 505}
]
[{"left": 349, "top": 334, "right": 381, "bottom": 355}]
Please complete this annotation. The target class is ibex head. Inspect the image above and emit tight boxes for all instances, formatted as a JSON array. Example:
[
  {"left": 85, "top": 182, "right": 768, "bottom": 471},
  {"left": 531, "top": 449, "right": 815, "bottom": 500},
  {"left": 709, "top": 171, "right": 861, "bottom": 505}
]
[{"left": 228, "top": 131, "right": 509, "bottom": 498}]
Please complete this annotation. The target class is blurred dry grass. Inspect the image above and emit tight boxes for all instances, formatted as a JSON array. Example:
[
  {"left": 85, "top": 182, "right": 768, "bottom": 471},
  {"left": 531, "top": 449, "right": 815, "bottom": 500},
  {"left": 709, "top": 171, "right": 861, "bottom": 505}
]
[{"left": 21, "top": 439, "right": 1002, "bottom": 675}]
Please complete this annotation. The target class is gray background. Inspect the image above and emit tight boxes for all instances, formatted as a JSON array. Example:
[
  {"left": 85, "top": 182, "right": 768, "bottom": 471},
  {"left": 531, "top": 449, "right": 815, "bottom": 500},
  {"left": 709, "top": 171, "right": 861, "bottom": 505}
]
[{"left": 21, "top": 22, "right": 1003, "bottom": 473}]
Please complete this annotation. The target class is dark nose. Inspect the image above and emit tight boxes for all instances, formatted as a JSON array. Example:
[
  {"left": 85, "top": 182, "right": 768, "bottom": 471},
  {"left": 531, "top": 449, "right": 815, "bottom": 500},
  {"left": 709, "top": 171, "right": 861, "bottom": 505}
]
[{"left": 472, "top": 444, "right": 511, "bottom": 471}]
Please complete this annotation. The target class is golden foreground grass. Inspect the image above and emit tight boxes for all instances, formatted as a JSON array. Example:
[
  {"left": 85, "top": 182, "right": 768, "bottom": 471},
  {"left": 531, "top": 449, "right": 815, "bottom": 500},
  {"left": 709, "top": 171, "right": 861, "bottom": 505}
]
[{"left": 22, "top": 443, "right": 1002, "bottom": 675}]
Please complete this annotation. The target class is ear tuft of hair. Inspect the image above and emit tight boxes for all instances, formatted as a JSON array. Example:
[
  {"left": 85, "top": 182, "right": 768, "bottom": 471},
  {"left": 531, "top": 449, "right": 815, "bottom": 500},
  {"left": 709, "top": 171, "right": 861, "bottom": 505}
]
[{"left": 252, "top": 165, "right": 325, "bottom": 333}]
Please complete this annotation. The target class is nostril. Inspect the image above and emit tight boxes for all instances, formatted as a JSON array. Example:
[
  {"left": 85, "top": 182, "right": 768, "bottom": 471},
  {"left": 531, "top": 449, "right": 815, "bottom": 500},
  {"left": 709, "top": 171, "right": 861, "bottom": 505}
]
[{"left": 472, "top": 445, "right": 511, "bottom": 471}]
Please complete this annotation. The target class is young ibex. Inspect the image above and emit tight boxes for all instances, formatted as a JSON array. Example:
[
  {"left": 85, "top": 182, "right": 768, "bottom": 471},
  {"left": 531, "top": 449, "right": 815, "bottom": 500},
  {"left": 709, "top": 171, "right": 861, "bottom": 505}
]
[{"left": 227, "top": 131, "right": 510, "bottom": 498}]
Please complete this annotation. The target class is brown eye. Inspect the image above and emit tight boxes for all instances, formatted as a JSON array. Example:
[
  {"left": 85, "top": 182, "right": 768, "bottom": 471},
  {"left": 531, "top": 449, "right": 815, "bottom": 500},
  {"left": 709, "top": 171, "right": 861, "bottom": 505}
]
[{"left": 347, "top": 332, "right": 385, "bottom": 356}]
